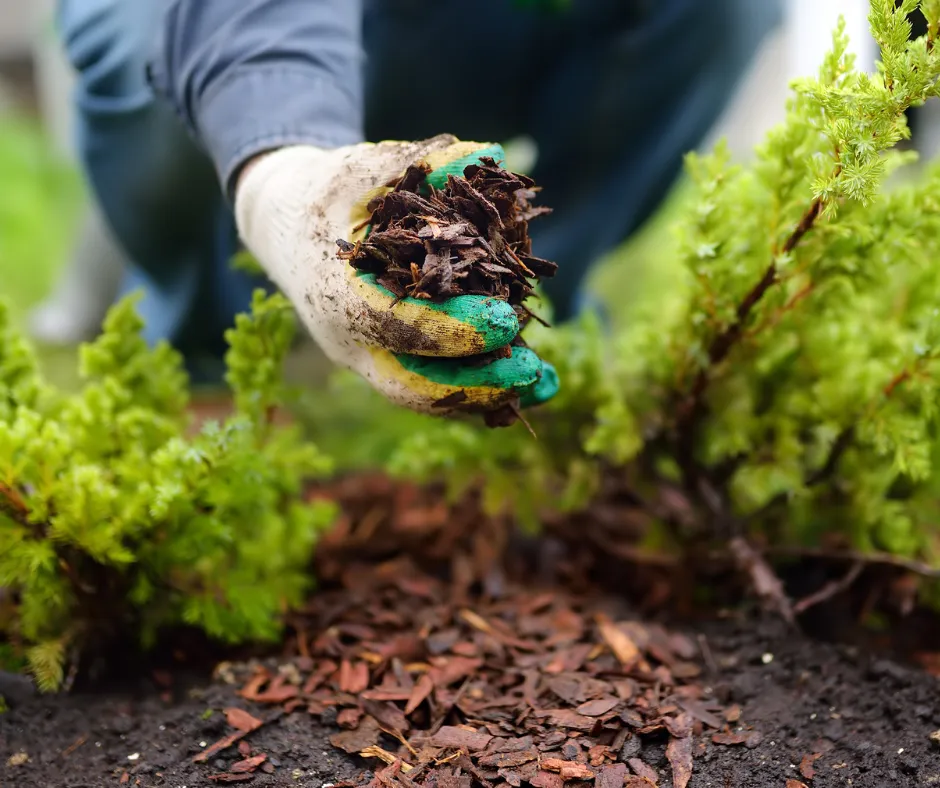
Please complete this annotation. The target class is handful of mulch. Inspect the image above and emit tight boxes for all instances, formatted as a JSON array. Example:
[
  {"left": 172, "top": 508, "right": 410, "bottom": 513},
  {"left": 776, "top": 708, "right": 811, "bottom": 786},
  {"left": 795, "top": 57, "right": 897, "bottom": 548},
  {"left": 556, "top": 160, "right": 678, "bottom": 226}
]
[
  {"left": 337, "top": 157, "right": 556, "bottom": 315},
  {"left": 336, "top": 158, "right": 558, "bottom": 428}
]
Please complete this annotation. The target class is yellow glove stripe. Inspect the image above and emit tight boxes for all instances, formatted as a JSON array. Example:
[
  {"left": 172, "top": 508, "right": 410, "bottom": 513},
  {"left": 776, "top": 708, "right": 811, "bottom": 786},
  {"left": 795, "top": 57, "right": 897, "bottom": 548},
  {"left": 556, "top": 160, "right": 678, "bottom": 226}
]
[
  {"left": 422, "top": 141, "right": 494, "bottom": 173},
  {"left": 341, "top": 140, "right": 517, "bottom": 358},
  {"left": 346, "top": 269, "right": 491, "bottom": 357},
  {"left": 368, "top": 347, "right": 516, "bottom": 410}
]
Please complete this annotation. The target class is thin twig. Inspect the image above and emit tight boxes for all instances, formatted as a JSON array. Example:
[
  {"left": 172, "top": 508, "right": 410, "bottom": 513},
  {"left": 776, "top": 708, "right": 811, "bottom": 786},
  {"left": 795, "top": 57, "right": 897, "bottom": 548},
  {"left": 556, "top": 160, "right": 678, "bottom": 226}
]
[
  {"left": 696, "top": 634, "right": 719, "bottom": 676},
  {"left": 728, "top": 536, "right": 797, "bottom": 626},
  {"left": 882, "top": 368, "right": 912, "bottom": 399},
  {"left": 0, "top": 481, "right": 37, "bottom": 535},
  {"left": 509, "top": 402, "right": 538, "bottom": 440},
  {"left": 587, "top": 532, "right": 682, "bottom": 568},
  {"left": 0, "top": 481, "right": 28, "bottom": 516},
  {"left": 745, "top": 279, "right": 817, "bottom": 339},
  {"left": 765, "top": 545, "right": 940, "bottom": 578},
  {"left": 520, "top": 304, "right": 552, "bottom": 328},
  {"left": 793, "top": 561, "right": 865, "bottom": 615}
]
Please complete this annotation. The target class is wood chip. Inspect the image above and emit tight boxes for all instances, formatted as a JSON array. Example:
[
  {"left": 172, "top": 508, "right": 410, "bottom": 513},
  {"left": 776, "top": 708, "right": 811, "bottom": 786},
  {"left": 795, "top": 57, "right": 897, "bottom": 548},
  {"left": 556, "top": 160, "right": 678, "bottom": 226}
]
[
  {"left": 404, "top": 674, "right": 434, "bottom": 715},
  {"left": 477, "top": 749, "right": 538, "bottom": 768},
  {"left": 576, "top": 698, "right": 619, "bottom": 717},
  {"left": 540, "top": 759, "right": 596, "bottom": 780},
  {"left": 361, "top": 699, "right": 409, "bottom": 735},
  {"left": 251, "top": 684, "right": 298, "bottom": 703},
  {"left": 666, "top": 732, "right": 693, "bottom": 788},
  {"left": 330, "top": 717, "right": 382, "bottom": 754},
  {"left": 429, "top": 726, "right": 493, "bottom": 752},
  {"left": 339, "top": 660, "right": 370, "bottom": 694},
  {"left": 597, "top": 615, "right": 640, "bottom": 670},
  {"left": 596, "top": 763, "right": 627, "bottom": 788},
  {"left": 624, "top": 778, "right": 658, "bottom": 788},
  {"left": 712, "top": 731, "right": 762, "bottom": 748},
  {"left": 224, "top": 708, "right": 263, "bottom": 733},
  {"left": 800, "top": 752, "right": 822, "bottom": 780},
  {"left": 230, "top": 754, "right": 267, "bottom": 773},
  {"left": 538, "top": 708, "right": 597, "bottom": 731},
  {"left": 628, "top": 758, "right": 659, "bottom": 784},
  {"left": 531, "top": 771, "right": 564, "bottom": 788}
]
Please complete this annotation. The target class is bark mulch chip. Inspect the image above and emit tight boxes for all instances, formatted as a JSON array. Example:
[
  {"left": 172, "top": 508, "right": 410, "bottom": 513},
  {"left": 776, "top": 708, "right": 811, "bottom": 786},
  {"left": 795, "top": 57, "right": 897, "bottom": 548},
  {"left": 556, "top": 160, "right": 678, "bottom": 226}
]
[
  {"left": 337, "top": 158, "right": 556, "bottom": 309},
  {"left": 230, "top": 561, "right": 723, "bottom": 788}
]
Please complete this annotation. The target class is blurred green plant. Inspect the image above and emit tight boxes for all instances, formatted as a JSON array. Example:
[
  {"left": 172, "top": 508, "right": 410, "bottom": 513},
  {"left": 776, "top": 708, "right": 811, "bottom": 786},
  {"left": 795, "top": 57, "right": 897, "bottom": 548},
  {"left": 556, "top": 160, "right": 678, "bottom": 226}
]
[
  {"left": 0, "top": 115, "right": 84, "bottom": 389},
  {"left": 0, "top": 290, "right": 335, "bottom": 691},
  {"left": 0, "top": 116, "right": 81, "bottom": 317}
]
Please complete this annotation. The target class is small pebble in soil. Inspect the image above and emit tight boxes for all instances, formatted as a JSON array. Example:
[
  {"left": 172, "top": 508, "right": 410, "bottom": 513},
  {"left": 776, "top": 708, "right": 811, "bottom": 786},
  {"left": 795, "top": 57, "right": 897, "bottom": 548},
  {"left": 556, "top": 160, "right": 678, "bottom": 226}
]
[{"left": 7, "top": 751, "right": 29, "bottom": 767}]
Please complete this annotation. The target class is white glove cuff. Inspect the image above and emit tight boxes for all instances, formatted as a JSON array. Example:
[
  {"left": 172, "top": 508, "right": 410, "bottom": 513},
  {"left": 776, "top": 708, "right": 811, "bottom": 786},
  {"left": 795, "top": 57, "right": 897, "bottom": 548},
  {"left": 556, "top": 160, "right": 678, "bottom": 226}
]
[{"left": 233, "top": 145, "right": 333, "bottom": 291}]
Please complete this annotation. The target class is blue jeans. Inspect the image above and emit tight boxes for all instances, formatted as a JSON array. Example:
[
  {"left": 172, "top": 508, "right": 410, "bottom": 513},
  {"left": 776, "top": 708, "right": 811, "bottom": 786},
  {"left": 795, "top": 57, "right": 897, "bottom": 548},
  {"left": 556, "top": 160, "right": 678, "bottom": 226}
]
[
  {"left": 58, "top": 0, "right": 782, "bottom": 367},
  {"left": 58, "top": 0, "right": 261, "bottom": 375}
]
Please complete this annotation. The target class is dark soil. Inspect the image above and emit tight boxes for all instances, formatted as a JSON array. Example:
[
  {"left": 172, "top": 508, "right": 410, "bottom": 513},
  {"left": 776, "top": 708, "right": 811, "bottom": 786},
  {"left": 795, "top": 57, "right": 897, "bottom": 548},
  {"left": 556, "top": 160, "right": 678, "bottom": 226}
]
[
  {"left": 2, "top": 475, "right": 940, "bottom": 788},
  {"left": 2, "top": 611, "right": 938, "bottom": 788}
]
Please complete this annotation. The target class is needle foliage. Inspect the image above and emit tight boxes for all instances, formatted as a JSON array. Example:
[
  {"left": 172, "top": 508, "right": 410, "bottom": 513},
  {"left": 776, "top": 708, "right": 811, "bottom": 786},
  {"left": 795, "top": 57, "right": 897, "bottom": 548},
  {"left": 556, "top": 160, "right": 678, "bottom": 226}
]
[
  {"left": 383, "top": 1, "right": 940, "bottom": 592},
  {"left": 0, "top": 291, "right": 334, "bottom": 691}
]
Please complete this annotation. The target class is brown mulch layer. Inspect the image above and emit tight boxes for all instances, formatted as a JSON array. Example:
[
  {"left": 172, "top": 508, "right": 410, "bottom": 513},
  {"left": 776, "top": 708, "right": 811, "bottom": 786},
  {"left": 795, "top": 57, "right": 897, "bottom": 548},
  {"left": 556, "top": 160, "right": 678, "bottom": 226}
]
[
  {"left": 337, "top": 158, "right": 556, "bottom": 308},
  {"left": 274, "top": 559, "right": 713, "bottom": 788},
  {"left": 3, "top": 597, "right": 940, "bottom": 787},
  {"left": 3, "top": 475, "right": 940, "bottom": 787}
]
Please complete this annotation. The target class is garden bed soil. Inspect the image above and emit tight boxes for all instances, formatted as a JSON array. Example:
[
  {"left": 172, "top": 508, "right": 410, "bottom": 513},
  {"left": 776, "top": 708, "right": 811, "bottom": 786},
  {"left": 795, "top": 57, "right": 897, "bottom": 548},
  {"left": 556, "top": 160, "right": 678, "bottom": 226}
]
[
  {"left": 2, "top": 605, "right": 939, "bottom": 787},
  {"left": 2, "top": 475, "right": 940, "bottom": 788}
]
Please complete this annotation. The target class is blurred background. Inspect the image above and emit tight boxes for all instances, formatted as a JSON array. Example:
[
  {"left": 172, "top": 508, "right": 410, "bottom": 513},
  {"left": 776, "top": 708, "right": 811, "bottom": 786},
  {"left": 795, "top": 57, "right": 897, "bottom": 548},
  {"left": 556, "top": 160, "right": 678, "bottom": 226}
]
[{"left": 1, "top": 0, "right": 938, "bottom": 392}]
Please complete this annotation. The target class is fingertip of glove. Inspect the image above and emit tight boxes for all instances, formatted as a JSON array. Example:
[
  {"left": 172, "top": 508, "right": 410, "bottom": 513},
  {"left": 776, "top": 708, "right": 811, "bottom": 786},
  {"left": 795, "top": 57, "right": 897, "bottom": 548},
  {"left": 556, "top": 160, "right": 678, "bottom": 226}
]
[
  {"left": 436, "top": 295, "right": 519, "bottom": 353},
  {"left": 395, "top": 344, "right": 541, "bottom": 391},
  {"left": 520, "top": 359, "right": 560, "bottom": 408}
]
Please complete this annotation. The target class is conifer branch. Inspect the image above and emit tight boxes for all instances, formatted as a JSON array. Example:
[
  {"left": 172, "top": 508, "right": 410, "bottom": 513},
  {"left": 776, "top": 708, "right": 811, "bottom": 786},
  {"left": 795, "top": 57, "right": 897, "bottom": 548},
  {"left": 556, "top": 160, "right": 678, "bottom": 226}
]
[
  {"left": 0, "top": 290, "right": 335, "bottom": 692},
  {"left": 674, "top": 197, "right": 825, "bottom": 490}
]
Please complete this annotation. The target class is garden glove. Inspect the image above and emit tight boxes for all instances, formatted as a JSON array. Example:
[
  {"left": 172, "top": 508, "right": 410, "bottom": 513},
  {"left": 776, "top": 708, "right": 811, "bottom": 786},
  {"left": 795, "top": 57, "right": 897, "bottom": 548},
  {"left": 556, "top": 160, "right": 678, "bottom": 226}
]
[{"left": 234, "top": 134, "right": 559, "bottom": 416}]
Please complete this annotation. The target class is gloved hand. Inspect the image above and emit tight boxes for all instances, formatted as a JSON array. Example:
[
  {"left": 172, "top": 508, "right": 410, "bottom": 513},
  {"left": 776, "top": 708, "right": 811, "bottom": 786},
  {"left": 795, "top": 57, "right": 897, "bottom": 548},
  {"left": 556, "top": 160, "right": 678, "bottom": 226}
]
[{"left": 234, "top": 134, "right": 559, "bottom": 416}]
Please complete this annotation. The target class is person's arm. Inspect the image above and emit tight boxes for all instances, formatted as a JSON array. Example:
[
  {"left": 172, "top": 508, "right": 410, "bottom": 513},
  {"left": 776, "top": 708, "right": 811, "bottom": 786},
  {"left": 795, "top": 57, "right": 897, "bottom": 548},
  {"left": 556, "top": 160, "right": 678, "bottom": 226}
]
[
  {"left": 147, "top": 0, "right": 365, "bottom": 198},
  {"left": 148, "top": 0, "right": 559, "bottom": 416}
]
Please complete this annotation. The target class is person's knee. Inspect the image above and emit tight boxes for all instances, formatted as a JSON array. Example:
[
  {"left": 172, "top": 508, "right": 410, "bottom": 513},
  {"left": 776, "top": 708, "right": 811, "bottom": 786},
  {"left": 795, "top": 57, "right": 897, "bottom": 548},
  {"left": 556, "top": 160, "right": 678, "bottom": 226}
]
[{"left": 57, "top": 0, "right": 155, "bottom": 101}]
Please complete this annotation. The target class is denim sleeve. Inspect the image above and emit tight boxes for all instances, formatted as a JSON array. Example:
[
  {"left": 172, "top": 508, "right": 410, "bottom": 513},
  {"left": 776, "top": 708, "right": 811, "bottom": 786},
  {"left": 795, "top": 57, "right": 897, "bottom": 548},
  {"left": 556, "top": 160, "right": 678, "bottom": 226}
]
[{"left": 148, "top": 0, "right": 365, "bottom": 197}]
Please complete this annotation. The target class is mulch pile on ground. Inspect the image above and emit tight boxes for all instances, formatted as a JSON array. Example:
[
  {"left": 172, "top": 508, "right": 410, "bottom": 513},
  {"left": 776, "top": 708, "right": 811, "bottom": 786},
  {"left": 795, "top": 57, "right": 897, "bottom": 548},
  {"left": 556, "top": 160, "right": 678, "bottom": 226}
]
[
  {"left": 210, "top": 556, "right": 752, "bottom": 788},
  {"left": 4, "top": 474, "right": 940, "bottom": 788},
  {"left": 336, "top": 158, "right": 557, "bottom": 311}
]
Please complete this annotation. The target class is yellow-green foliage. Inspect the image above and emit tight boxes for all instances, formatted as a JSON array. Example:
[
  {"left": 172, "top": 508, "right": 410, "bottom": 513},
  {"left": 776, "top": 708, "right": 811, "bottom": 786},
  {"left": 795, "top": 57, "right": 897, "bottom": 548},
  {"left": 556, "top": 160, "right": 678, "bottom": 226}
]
[
  {"left": 0, "top": 291, "right": 334, "bottom": 691},
  {"left": 381, "top": 1, "right": 940, "bottom": 578}
]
